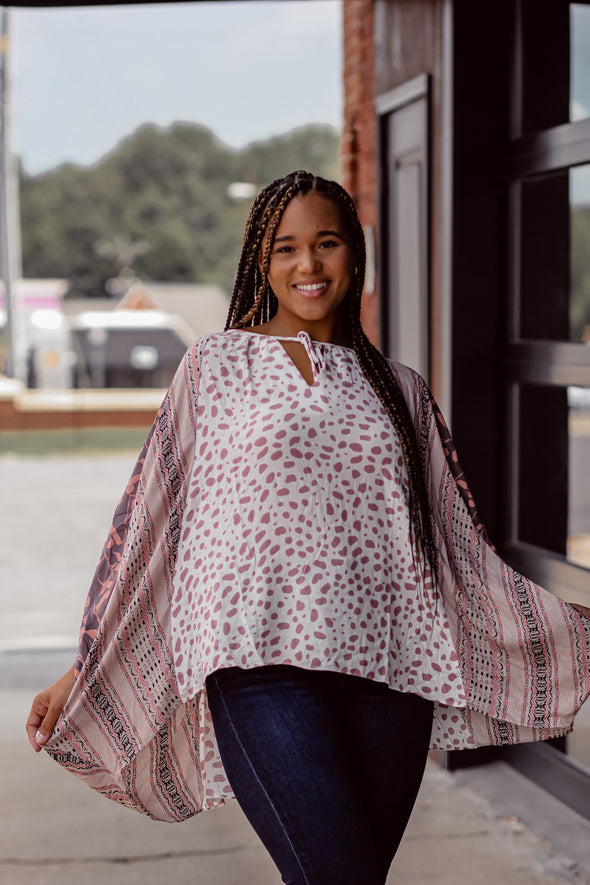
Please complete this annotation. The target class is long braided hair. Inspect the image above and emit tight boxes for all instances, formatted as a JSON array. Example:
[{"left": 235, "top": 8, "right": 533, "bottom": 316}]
[{"left": 225, "top": 170, "right": 436, "bottom": 574}]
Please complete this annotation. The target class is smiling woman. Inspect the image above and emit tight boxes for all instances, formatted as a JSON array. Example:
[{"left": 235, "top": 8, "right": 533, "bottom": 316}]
[{"left": 26, "top": 171, "right": 590, "bottom": 885}]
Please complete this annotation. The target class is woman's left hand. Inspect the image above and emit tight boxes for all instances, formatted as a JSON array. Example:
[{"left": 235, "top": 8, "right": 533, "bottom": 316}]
[{"left": 26, "top": 666, "right": 76, "bottom": 752}]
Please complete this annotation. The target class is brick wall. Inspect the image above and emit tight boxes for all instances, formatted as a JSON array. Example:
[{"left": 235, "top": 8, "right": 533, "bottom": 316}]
[
  {"left": 0, "top": 386, "right": 160, "bottom": 431},
  {"left": 341, "top": 0, "right": 379, "bottom": 346}
]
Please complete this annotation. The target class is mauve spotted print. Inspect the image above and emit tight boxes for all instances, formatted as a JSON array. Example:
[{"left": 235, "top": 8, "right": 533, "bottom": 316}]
[{"left": 171, "top": 331, "right": 463, "bottom": 708}]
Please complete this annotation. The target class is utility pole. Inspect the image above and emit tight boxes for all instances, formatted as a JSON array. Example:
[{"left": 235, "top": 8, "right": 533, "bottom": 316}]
[{"left": 0, "top": 6, "right": 24, "bottom": 380}]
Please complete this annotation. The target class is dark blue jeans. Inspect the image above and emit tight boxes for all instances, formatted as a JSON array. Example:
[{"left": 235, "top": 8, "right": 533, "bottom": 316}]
[{"left": 205, "top": 665, "right": 433, "bottom": 885}]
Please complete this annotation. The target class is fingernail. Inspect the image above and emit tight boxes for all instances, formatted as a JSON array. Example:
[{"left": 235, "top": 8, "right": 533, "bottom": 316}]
[{"left": 35, "top": 729, "right": 47, "bottom": 745}]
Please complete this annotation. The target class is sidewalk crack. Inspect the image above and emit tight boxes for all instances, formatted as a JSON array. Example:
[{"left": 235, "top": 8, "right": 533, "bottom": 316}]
[{"left": 0, "top": 843, "right": 260, "bottom": 867}]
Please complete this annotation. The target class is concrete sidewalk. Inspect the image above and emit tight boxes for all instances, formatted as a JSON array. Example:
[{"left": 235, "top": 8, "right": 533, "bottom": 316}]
[
  {"left": 2, "top": 676, "right": 590, "bottom": 885},
  {"left": 2, "top": 452, "right": 590, "bottom": 883}
]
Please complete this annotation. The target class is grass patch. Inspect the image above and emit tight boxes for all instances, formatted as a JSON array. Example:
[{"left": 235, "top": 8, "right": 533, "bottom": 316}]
[{"left": 0, "top": 426, "right": 151, "bottom": 457}]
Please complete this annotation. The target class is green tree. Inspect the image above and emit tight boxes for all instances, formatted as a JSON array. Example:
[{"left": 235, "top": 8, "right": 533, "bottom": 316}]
[{"left": 19, "top": 122, "right": 340, "bottom": 298}]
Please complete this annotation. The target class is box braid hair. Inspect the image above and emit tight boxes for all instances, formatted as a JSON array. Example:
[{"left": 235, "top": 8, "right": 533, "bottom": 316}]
[{"left": 225, "top": 170, "right": 436, "bottom": 575}]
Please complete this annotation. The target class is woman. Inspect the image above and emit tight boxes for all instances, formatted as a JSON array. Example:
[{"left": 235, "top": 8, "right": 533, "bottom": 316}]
[{"left": 27, "top": 171, "right": 590, "bottom": 885}]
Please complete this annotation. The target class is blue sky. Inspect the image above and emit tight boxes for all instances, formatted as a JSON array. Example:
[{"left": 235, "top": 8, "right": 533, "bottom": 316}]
[{"left": 11, "top": 1, "right": 342, "bottom": 175}]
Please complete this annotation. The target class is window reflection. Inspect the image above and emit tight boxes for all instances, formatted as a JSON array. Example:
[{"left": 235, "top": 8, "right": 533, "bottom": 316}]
[
  {"left": 567, "top": 385, "right": 590, "bottom": 566},
  {"left": 518, "top": 2, "right": 590, "bottom": 132},
  {"left": 517, "top": 383, "right": 590, "bottom": 570},
  {"left": 571, "top": 4, "right": 590, "bottom": 123},
  {"left": 519, "top": 385, "right": 568, "bottom": 554},
  {"left": 571, "top": 165, "right": 590, "bottom": 340},
  {"left": 517, "top": 165, "right": 590, "bottom": 341},
  {"left": 520, "top": 173, "right": 569, "bottom": 340}
]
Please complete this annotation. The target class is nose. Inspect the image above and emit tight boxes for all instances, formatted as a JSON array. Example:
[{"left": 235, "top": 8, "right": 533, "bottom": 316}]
[{"left": 298, "top": 247, "right": 321, "bottom": 273}]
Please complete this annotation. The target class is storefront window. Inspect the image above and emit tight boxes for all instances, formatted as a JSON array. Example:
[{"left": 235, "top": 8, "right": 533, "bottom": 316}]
[
  {"left": 520, "top": 173, "right": 570, "bottom": 340},
  {"left": 571, "top": 165, "right": 590, "bottom": 340},
  {"left": 509, "top": 0, "right": 590, "bottom": 805},
  {"left": 518, "top": 164, "right": 590, "bottom": 341},
  {"left": 519, "top": 2, "right": 590, "bottom": 132},
  {"left": 567, "top": 385, "right": 590, "bottom": 566},
  {"left": 571, "top": 4, "right": 590, "bottom": 123},
  {"left": 520, "top": 0, "right": 570, "bottom": 133},
  {"left": 517, "top": 383, "right": 590, "bottom": 570},
  {"left": 518, "top": 384, "right": 568, "bottom": 553}
]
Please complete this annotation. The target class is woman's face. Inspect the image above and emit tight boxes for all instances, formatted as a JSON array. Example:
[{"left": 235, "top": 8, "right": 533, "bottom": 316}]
[{"left": 260, "top": 192, "right": 353, "bottom": 338}]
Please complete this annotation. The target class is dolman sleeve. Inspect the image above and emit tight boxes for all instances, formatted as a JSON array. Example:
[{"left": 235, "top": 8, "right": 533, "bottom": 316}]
[
  {"left": 43, "top": 341, "right": 221, "bottom": 821},
  {"left": 391, "top": 360, "right": 590, "bottom": 748},
  {"left": 75, "top": 342, "right": 201, "bottom": 673}
]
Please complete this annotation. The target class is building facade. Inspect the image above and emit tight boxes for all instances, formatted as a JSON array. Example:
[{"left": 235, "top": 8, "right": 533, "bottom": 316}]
[{"left": 342, "top": 0, "right": 590, "bottom": 816}]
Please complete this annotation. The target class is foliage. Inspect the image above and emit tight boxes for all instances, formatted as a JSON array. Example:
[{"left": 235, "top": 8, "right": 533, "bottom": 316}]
[{"left": 19, "top": 122, "right": 340, "bottom": 298}]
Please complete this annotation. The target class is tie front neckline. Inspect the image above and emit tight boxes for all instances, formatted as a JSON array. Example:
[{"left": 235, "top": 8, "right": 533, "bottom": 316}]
[
  {"left": 228, "top": 329, "right": 356, "bottom": 384},
  {"left": 290, "top": 331, "right": 325, "bottom": 382}
]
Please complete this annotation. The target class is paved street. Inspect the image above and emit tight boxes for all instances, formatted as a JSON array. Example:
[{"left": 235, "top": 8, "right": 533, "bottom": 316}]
[
  {"left": 2, "top": 449, "right": 590, "bottom": 884},
  {"left": 0, "top": 449, "right": 137, "bottom": 651}
]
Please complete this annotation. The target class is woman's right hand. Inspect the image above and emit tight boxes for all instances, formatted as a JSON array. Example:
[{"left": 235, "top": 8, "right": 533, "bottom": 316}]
[{"left": 26, "top": 665, "right": 76, "bottom": 752}]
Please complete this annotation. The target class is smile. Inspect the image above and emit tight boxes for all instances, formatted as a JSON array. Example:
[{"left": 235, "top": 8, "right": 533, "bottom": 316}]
[{"left": 294, "top": 282, "right": 329, "bottom": 294}]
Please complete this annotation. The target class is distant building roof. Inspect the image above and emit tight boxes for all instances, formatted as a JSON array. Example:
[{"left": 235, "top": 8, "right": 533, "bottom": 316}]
[{"left": 133, "top": 282, "right": 229, "bottom": 339}]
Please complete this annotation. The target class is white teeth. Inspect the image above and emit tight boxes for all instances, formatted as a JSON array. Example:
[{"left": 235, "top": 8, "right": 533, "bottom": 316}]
[{"left": 297, "top": 282, "right": 326, "bottom": 292}]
